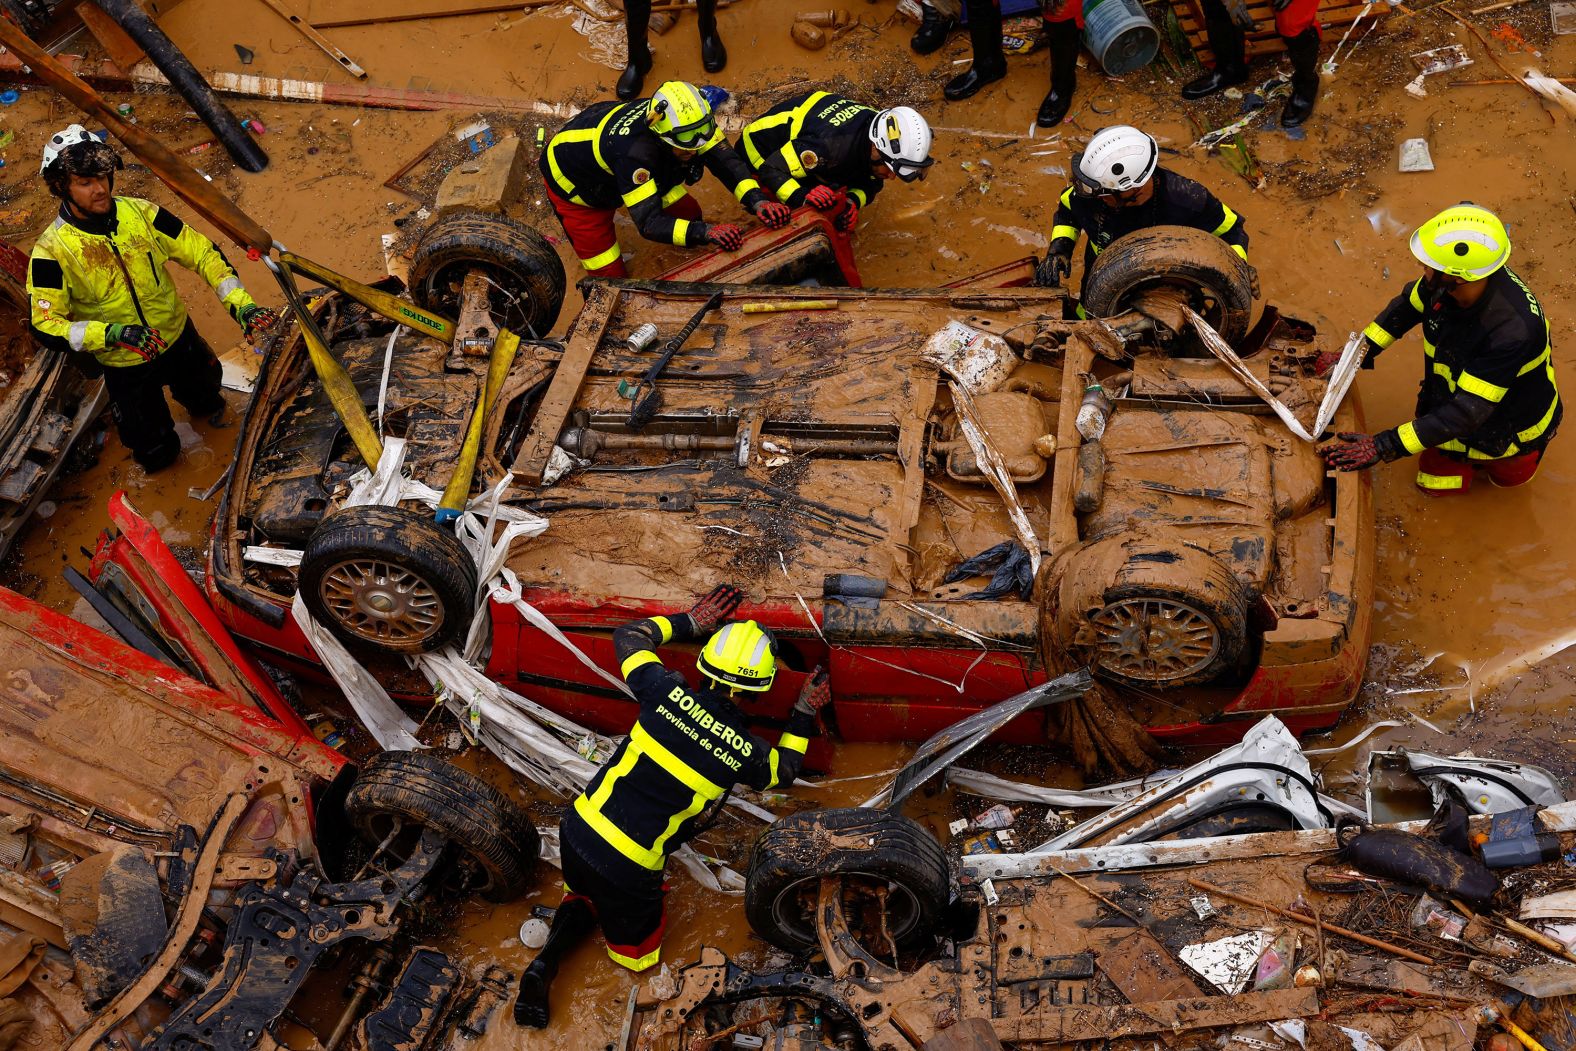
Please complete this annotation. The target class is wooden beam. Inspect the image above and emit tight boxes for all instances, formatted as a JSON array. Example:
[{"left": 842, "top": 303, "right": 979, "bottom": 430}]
[
  {"left": 254, "top": 0, "right": 368, "bottom": 79},
  {"left": 511, "top": 282, "right": 619, "bottom": 484},
  {"left": 75, "top": 2, "right": 147, "bottom": 75}
]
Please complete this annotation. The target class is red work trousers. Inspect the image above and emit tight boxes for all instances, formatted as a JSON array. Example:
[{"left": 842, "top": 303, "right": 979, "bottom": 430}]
[
  {"left": 1415, "top": 448, "right": 1544, "bottom": 496},
  {"left": 545, "top": 186, "right": 703, "bottom": 278},
  {"left": 1043, "top": 0, "right": 1084, "bottom": 27}
]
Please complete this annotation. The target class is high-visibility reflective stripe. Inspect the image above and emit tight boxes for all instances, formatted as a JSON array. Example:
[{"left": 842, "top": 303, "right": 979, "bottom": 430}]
[
  {"left": 776, "top": 178, "right": 802, "bottom": 202},
  {"left": 779, "top": 732, "right": 809, "bottom": 754},
  {"left": 1518, "top": 389, "right": 1560, "bottom": 445},
  {"left": 607, "top": 943, "right": 661, "bottom": 971},
  {"left": 1211, "top": 204, "right": 1239, "bottom": 237},
  {"left": 780, "top": 142, "right": 806, "bottom": 179},
  {"left": 1089, "top": 242, "right": 1103, "bottom": 256},
  {"left": 621, "top": 650, "right": 661, "bottom": 678},
  {"left": 1416, "top": 470, "right": 1466, "bottom": 490},
  {"left": 1230, "top": 244, "right": 1248, "bottom": 260},
  {"left": 652, "top": 616, "right": 675, "bottom": 643},
  {"left": 741, "top": 114, "right": 792, "bottom": 169},
  {"left": 1059, "top": 186, "right": 1074, "bottom": 207},
  {"left": 849, "top": 187, "right": 868, "bottom": 208},
  {"left": 768, "top": 749, "right": 781, "bottom": 788},
  {"left": 1074, "top": 303, "right": 1089, "bottom": 320},
  {"left": 1397, "top": 421, "right": 1426, "bottom": 455},
  {"left": 733, "top": 177, "right": 762, "bottom": 203},
  {"left": 671, "top": 219, "right": 691, "bottom": 246},
  {"left": 548, "top": 105, "right": 625, "bottom": 201},
  {"left": 215, "top": 276, "right": 242, "bottom": 300},
  {"left": 1408, "top": 280, "right": 1425, "bottom": 313},
  {"left": 660, "top": 184, "right": 689, "bottom": 208},
  {"left": 1362, "top": 321, "right": 1395, "bottom": 349},
  {"left": 67, "top": 320, "right": 90, "bottom": 352},
  {"left": 622, "top": 180, "right": 658, "bottom": 208},
  {"left": 629, "top": 724, "right": 725, "bottom": 801},
  {"left": 576, "top": 756, "right": 665, "bottom": 869},
  {"left": 1517, "top": 345, "right": 1552, "bottom": 377},
  {"left": 650, "top": 788, "right": 709, "bottom": 860},
  {"left": 1457, "top": 371, "right": 1508, "bottom": 402},
  {"left": 1051, "top": 224, "right": 1079, "bottom": 242},
  {"left": 580, "top": 242, "right": 623, "bottom": 271},
  {"left": 1432, "top": 361, "right": 1455, "bottom": 391}
]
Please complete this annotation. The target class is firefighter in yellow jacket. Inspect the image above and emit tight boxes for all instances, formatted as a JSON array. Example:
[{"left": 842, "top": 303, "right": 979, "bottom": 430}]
[{"left": 26, "top": 126, "right": 278, "bottom": 472}]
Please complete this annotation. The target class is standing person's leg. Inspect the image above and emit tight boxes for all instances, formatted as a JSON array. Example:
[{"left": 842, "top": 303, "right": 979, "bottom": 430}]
[
  {"left": 1038, "top": 0, "right": 1083, "bottom": 128},
  {"left": 162, "top": 325, "right": 227, "bottom": 425},
  {"left": 943, "top": 0, "right": 1007, "bottom": 102},
  {"left": 911, "top": 0, "right": 960, "bottom": 54},
  {"left": 103, "top": 358, "right": 180, "bottom": 472},
  {"left": 1275, "top": 0, "right": 1322, "bottom": 127},
  {"left": 618, "top": 0, "right": 652, "bottom": 100},
  {"left": 697, "top": 0, "right": 726, "bottom": 72},
  {"left": 1181, "top": 0, "right": 1249, "bottom": 99}
]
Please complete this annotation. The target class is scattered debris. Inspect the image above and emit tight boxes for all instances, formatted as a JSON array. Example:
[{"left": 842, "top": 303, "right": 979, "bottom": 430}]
[{"left": 1399, "top": 137, "right": 1435, "bottom": 172}]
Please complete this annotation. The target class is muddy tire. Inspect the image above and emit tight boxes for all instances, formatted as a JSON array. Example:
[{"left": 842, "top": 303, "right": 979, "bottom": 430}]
[
  {"left": 1061, "top": 539, "right": 1254, "bottom": 689},
  {"left": 744, "top": 807, "right": 951, "bottom": 953},
  {"left": 1080, "top": 225, "right": 1255, "bottom": 344},
  {"left": 345, "top": 750, "right": 539, "bottom": 902},
  {"left": 300, "top": 505, "right": 476, "bottom": 655},
  {"left": 409, "top": 211, "right": 565, "bottom": 337}
]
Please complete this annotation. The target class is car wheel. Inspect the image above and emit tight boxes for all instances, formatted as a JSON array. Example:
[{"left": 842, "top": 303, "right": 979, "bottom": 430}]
[
  {"left": 744, "top": 807, "right": 951, "bottom": 954},
  {"left": 300, "top": 505, "right": 477, "bottom": 655},
  {"left": 345, "top": 750, "right": 539, "bottom": 902},
  {"left": 409, "top": 211, "right": 566, "bottom": 337},
  {"left": 1054, "top": 538, "right": 1254, "bottom": 689},
  {"left": 1080, "top": 225, "right": 1255, "bottom": 344}
]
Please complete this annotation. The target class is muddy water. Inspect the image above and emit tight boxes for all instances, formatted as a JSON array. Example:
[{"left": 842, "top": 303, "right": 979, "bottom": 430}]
[{"left": 1, "top": 0, "right": 1574, "bottom": 1046}]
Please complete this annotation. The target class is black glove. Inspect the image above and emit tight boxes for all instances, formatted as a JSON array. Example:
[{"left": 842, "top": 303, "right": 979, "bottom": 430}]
[
  {"left": 754, "top": 200, "right": 792, "bottom": 229},
  {"left": 1320, "top": 430, "right": 1402, "bottom": 472},
  {"left": 804, "top": 185, "right": 841, "bottom": 211},
  {"left": 794, "top": 665, "right": 831, "bottom": 714},
  {"left": 689, "top": 584, "right": 744, "bottom": 633},
  {"left": 236, "top": 304, "right": 279, "bottom": 342},
  {"left": 832, "top": 197, "right": 859, "bottom": 232},
  {"left": 682, "top": 158, "right": 705, "bottom": 185},
  {"left": 1035, "top": 252, "right": 1071, "bottom": 288},
  {"left": 105, "top": 323, "right": 166, "bottom": 362},
  {"left": 705, "top": 223, "right": 743, "bottom": 252}
]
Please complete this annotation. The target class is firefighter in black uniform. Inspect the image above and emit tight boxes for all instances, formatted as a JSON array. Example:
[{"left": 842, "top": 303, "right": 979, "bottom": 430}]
[
  {"left": 1035, "top": 125, "right": 1249, "bottom": 311},
  {"left": 513, "top": 584, "right": 828, "bottom": 1029},
  {"left": 1322, "top": 204, "right": 1560, "bottom": 493},
  {"left": 738, "top": 92, "right": 933, "bottom": 231},
  {"left": 539, "top": 81, "right": 791, "bottom": 278}
]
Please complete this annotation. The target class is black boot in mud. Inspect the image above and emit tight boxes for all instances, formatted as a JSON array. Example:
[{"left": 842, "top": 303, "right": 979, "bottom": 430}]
[
  {"left": 1181, "top": 62, "right": 1248, "bottom": 99},
  {"left": 943, "top": 0, "right": 1006, "bottom": 101},
  {"left": 698, "top": 0, "right": 726, "bottom": 72},
  {"left": 512, "top": 897, "right": 595, "bottom": 1029},
  {"left": 1182, "top": 2, "right": 1247, "bottom": 99},
  {"left": 618, "top": 0, "right": 652, "bottom": 100},
  {"left": 1280, "top": 28, "right": 1320, "bottom": 126},
  {"left": 1036, "top": 19, "right": 1080, "bottom": 127},
  {"left": 911, "top": 3, "right": 956, "bottom": 54}
]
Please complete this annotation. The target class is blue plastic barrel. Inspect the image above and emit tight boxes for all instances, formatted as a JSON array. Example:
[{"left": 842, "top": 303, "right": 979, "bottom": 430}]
[{"left": 1082, "top": 0, "right": 1160, "bottom": 75}]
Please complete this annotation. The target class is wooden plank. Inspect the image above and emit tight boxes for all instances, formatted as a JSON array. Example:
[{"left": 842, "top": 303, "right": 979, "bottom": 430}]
[
  {"left": 991, "top": 988, "right": 1319, "bottom": 1042},
  {"left": 75, "top": 2, "right": 147, "bottom": 74},
  {"left": 511, "top": 282, "right": 618, "bottom": 484},
  {"left": 1095, "top": 928, "right": 1203, "bottom": 1004},
  {"left": 254, "top": 0, "right": 368, "bottom": 78}
]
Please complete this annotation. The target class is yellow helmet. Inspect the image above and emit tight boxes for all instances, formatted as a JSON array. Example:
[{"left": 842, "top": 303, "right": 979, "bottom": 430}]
[
  {"left": 647, "top": 81, "right": 716, "bottom": 151},
  {"left": 1409, "top": 203, "right": 1510, "bottom": 281},
  {"left": 697, "top": 620, "right": 777, "bottom": 693}
]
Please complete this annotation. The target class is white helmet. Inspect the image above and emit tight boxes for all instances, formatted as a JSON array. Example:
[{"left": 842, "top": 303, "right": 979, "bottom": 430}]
[
  {"left": 1074, "top": 125, "right": 1158, "bottom": 197},
  {"left": 869, "top": 106, "right": 933, "bottom": 182},
  {"left": 41, "top": 124, "right": 103, "bottom": 174}
]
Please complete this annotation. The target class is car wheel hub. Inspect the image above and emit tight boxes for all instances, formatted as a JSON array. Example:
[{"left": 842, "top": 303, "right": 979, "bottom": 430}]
[
  {"left": 319, "top": 557, "right": 443, "bottom": 644},
  {"left": 1090, "top": 597, "right": 1219, "bottom": 683}
]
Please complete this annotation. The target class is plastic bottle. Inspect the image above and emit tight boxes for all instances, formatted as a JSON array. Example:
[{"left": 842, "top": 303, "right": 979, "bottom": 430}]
[
  {"left": 971, "top": 804, "right": 1020, "bottom": 830},
  {"left": 1075, "top": 383, "right": 1114, "bottom": 441}
]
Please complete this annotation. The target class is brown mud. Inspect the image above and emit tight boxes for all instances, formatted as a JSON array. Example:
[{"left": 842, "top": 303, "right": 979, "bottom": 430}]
[{"left": 0, "top": 0, "right": 1573, "bottom": 1046}]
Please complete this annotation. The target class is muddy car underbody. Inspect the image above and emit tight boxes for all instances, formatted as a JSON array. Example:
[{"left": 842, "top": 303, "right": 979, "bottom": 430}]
[
  {"left": 0, "top": 499, "right": 538, "bottom": 1049},
  {"left": 205, "top": 212, "right": 1374, "bottom": 760}
]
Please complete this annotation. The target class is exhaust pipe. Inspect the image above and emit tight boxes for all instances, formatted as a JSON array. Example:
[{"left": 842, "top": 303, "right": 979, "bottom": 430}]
[{"left": 87, "top": 0, "right": 269, "bottom": 172}]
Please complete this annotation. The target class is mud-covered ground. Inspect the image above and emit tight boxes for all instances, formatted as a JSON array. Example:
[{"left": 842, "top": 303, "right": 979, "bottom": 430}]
[{"left": 1, "top": 0, "right": 1575, "bottom": 1045}]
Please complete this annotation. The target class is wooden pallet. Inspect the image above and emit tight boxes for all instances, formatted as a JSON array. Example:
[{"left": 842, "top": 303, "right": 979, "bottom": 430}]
[{"left": 1171, "top": 0, "right": 1375, "bottom": 64}]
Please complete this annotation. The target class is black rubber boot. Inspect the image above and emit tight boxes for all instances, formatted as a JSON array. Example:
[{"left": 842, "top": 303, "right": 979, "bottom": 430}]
[
  {"left": 1036, "top": 19, "right": 1081, "bottom": 127},
  {"left": 943, "top": 0, "right": 1006, "bottom": 101},
  {"left": 513, "top": 899, "right": 595, "bottom": 1029},
  {"left": 617, "top": 0, "right": 652, "bottom": 100},
  {"left": 698, "top": 0, "right": 727, "bottom": 72},
  {"left": 1181, "top": 7, "right": 1248, "bottom": 99},
  {"left": 1280, "top": 28, "right": 1320, "bottom": 126},
  {"left": 911, "top": 2, "right": 957, "bottom": 54}
]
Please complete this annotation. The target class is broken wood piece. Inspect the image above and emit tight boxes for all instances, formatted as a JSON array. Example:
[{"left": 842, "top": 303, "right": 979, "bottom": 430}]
[
  {"left": 1187, "top": 878, "right": 1433, "bottom": 964},
  {"left": 1449, "top": 77, "right": 1576, "bottom": 85},
  {"left": 990, "top": 987, "right": 1319, "bottom": 1041},
  {"left": 75, "top": 3, "right": 147, "bottom": 74},
  {"left": 255, "top": 0, "right": 368, "bottom": 78},
  {"left": 923, "top": 1018, "right": 1005, "bottom": 1050},
  {"left": 314, "top": 0, "right": 567, "bottom": 30},
  {"left": 1471, "top": 959, "right": 1576, "bottom": 998},
  {"left": 1095, "top": 927, "right": 1203, "bottom": 1003},
  {"left": 1469, "top": 0, "right": 1532, "bottom": 13}
]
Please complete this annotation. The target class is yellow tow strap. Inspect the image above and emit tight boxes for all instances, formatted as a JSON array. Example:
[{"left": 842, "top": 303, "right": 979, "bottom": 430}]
[
  {"left": 438, "top": 329, "right": 520, "bottom": 522},
  {"left": 279, "top": 251, "right": 457, "bottom": 344}
]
